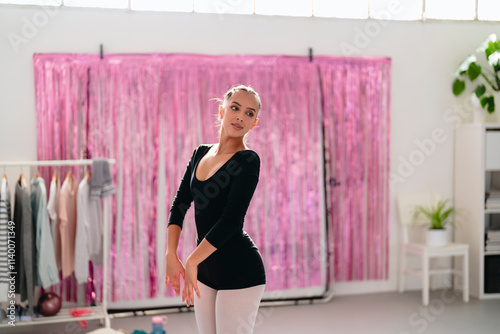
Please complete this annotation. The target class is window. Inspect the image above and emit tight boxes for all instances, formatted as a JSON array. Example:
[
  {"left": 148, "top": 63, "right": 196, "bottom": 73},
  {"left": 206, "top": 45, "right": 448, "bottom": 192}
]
[
  {"left": 255, "top": 0, "right": 312, "bottom": 17},
  {"left": 478, "top": 0, "right": 500, "bottom": 21},
  {"left": 131, "top": 0, "right": 193, "bottom": 13},
  {"left": 425, "top": 0, "right": 476, "bottom": 20},
  {"left": 63, "top": 0, "right": 128, "bottom": 9},
  {"left": 0, "top": 0, "right": 61, "bottom": 5},
  {"left": 370, "top": 0, "right": 422, "bottom": 21},
  {"left": 1, "top": 0, "right": 499, "bottom": 22},
  {"left": 194, "top": 0, "right": 253, "bottom": 15},
  {"left": 314, "top": 0, "right": 368, "bottom": 19}
]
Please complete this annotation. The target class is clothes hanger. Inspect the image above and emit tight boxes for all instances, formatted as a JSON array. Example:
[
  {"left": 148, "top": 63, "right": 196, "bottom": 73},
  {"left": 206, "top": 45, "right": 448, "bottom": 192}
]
[
  {"left": 65, "top": 170, "right": 75, "bottom": 190},
  {"left": 82, "top": 150, "right": 90, "bottom": 181},
  {"left": 19, "top": 171, "right": 27, "bottom": 187},
  {"left": 18, "top": 164, "right": 26, "bottom": 187},
  {"left": 52, "top": 171, "right": 58, "bottom": 183}
]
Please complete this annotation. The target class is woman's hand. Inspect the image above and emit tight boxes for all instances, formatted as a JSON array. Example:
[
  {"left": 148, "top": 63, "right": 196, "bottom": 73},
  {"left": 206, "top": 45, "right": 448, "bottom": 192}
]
[
  {"left": 165, "top": 253, "right": 185, "bottom": 296},
  {"left": 180, "top": 238, "right": 216, "bottom": 307},
  {"left": 182, "top": 258, "right": 200, "bottom": 307}
]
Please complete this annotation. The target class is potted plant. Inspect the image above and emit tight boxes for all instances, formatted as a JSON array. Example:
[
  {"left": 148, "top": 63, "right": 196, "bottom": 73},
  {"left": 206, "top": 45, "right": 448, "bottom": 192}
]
[
  {"left": 452, "top": 34, "right": 500, "bottom": 115},
  {"left": 413, "top": 199, "right": 456, "bottom": 247}
]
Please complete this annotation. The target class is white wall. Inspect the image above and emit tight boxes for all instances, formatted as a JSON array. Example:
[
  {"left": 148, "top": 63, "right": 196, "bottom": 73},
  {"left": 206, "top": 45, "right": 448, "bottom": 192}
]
[{"left": 1, "top": 4, "right": 499, "bottom": 303}]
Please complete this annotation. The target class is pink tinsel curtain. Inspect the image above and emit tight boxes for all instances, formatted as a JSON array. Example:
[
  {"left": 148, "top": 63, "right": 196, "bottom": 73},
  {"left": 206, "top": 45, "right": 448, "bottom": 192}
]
[
  {"left": 318, "top": 57, "right": 391, "bottom": 281},
  {"left": 34, "top": 53, "right": 390, "bottom": 303},
  {"left": 159, "top": 55, "right": 325, "bottom": 292},
  {"left": 86, "top": 57, "right": 161, "bottom": 300}
]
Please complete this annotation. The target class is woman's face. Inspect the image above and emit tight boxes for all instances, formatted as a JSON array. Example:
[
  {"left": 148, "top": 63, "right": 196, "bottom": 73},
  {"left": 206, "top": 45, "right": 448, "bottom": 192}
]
[{"left": 219, "top": 90, "right": 259, "bottom": 138}]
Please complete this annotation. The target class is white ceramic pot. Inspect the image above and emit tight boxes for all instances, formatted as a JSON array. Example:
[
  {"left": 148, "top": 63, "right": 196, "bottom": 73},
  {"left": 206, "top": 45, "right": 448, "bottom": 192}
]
[
  {"left": 426, "top": 229, "right": 448, "bottom": 247},
  {"left": 471, "top": 93, "right": 486, "bottom": 123}
]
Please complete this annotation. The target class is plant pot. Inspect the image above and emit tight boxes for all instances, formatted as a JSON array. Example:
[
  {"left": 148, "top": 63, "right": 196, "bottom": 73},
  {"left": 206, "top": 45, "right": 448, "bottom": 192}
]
[
  {"left": 426, "top": 229, "right": 448, "bottom": 247},
  {"left": 471, "top": 94, "right": 486, "bottom": 123}
]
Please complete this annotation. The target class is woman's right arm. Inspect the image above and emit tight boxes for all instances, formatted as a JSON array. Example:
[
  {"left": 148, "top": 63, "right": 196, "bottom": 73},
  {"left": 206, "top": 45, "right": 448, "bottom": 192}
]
[
  {"left": 165, "top": 146, "right": 198, "bottom": 294},
  {"left": 165, "top": 224, "right": 185, "bottom": 295}
]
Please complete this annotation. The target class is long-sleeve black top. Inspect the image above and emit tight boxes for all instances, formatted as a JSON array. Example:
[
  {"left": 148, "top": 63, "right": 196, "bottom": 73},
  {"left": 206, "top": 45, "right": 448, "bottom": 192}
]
[
  {"left": 167, "top": 144, "right": 265, "bottom": 289},
  {"left": 168, "top": 144, "right": 259, "bottom": 248}
]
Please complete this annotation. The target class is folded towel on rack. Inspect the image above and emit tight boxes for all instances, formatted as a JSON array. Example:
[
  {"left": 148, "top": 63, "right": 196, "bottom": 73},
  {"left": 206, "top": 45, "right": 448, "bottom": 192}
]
[{"left": 90, "top": 158, "right": 116, "bottom": 200}]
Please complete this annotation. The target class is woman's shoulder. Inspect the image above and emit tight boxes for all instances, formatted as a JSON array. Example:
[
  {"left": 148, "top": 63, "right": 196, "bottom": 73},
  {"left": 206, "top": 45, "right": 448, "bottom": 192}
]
[
  {"left": 187, "top": 144, "right": 211, "bottom": 163},
  {"left": 193, "top": 143, "right": 212, "bottom": 155},
  {"left": 197, "top": 143, "right": 213, "bottom": 150},
  {"left": 239, "top": 148, "right": 259, "bottom": 158},
  {"left": 236, "top": 149, "right": 260, "bottom": 168}
]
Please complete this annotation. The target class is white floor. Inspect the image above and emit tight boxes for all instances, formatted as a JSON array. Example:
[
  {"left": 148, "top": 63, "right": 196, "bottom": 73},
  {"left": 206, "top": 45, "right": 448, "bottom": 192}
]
[{"left": 5, "top": 290, "right": 500, "bottom": 334}]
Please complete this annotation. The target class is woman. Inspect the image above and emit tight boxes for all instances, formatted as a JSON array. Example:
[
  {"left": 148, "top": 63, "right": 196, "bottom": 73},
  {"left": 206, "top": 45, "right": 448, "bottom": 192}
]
[{"left": 166, "top": 85, "right": 266, "bottom": 334}]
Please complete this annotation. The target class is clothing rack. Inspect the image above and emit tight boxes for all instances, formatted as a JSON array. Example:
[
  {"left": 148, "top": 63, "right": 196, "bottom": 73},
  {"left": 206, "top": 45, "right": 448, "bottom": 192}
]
[{"left": 0, "top": 159, "right": 115, "bottom": 329}]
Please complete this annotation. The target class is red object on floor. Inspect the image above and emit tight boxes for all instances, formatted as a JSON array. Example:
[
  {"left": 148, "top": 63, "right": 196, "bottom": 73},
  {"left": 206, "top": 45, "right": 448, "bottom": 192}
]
[{"left": 69, "top": 308, "right": 92, "bottom": 329}]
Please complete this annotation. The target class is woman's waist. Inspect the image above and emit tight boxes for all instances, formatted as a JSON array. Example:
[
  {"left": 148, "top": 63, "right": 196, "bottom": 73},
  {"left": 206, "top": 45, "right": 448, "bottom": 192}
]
[
  {"left": 200, "top": 235, "right": 264, "bottom": 268},
  {"left": 196, "top": 228, "right": 252, "bottom": 244}
]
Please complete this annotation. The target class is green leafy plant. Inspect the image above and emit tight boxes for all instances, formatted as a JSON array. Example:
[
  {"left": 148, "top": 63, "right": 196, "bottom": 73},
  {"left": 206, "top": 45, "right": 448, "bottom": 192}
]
[
  {"left": 413, "top": 200, "right": 456, "bottom": 230},
  {"left": 452, "top": 34, "right": 500, "bottom": 113}
]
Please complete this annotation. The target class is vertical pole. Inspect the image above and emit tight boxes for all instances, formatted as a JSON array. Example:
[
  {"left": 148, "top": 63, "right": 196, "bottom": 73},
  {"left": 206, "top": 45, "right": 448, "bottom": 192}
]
[
  {"left": 422, "top": 255, "right": 430, "bottom": 306},
  {"left": 102, "top": 196, "right": 110, "bottom": 328},
  {"left": 463, "top": 250, "right": 469, "bottom": 302}
]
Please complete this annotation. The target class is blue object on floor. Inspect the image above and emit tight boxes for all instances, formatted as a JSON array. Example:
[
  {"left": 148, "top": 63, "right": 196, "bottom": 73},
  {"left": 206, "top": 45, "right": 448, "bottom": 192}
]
[{"left": 151, "top": 315, "right": 167, "bottom": 334}]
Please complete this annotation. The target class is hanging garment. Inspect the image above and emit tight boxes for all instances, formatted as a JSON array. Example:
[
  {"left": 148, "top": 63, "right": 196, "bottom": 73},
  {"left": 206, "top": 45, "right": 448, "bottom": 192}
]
[
  {"left": 90, "top": 158, "right": 116, "bottom": 199},
  {"left": 0, "top": 177, "right": 11, "bottom": 300},
  {"left": 59, "top": 174, "right": 78, "bottom": 279},
  {"left": 47, "top": 177, "right": 61, "bottom": 270},
  {"left": 14, "top": 180, "right": 35, "bottom": 316},
  {"left": 75, "top": 178, "right": 103, "bottom": 284},
  {"left": 31, "top": 177, "right": 60, "bottom": 288}
]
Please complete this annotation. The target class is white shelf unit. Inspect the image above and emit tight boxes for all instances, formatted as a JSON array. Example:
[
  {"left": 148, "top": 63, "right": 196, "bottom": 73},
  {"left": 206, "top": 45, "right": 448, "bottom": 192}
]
[
  {"left": 454, "top": 123, "right": 500, "bottom": 300},
  {"left": 0, "top": 159, "right": 114, "bottom": 328},
  {"left": 4, "top": 306, "right": 107, "bottom": 327}
]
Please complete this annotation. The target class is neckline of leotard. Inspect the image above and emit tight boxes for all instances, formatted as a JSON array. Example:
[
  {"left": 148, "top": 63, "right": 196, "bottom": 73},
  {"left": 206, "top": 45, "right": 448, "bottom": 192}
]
[{"left": 194, "top": 144, "right": 249, "bottom": 182}]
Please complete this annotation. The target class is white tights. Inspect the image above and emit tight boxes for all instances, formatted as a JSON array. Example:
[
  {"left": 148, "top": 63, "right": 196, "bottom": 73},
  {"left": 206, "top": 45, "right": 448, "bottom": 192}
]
[{"left": 194, "top": 281, "right": 265, "bottom": 334}]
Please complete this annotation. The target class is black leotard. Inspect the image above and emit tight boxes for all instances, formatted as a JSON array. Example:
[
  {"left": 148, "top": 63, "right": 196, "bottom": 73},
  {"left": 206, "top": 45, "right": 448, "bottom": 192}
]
[{"left": 168, "top": 144, "right": 266, "bottom": 290}]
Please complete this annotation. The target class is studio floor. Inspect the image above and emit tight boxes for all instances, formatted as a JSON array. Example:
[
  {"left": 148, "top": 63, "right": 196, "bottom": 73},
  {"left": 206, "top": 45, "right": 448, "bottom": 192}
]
[{"left": 5, "top": 290, "right": 500, "bottom": 334}]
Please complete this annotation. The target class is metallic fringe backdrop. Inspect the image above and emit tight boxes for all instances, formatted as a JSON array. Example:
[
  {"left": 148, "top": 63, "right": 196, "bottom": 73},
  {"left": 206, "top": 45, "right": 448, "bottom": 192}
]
[
  {"left": 33, "top": 53, "right": 390, "bottom": 303},
  {"left": 318, "top": 57, "right": 391, "bottom": 281}
]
